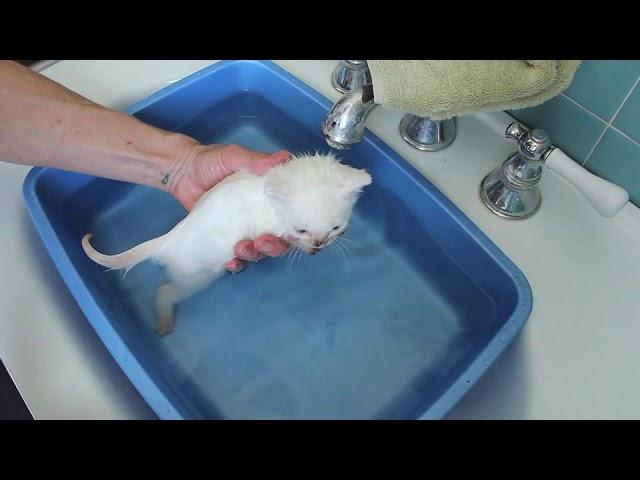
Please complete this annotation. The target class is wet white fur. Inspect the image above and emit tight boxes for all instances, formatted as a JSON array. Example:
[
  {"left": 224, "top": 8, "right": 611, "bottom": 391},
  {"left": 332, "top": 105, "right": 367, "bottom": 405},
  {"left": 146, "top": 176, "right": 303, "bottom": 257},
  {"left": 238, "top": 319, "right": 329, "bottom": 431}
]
[{"left": 82, "top": 152, "right": 372, "bottom": 336}]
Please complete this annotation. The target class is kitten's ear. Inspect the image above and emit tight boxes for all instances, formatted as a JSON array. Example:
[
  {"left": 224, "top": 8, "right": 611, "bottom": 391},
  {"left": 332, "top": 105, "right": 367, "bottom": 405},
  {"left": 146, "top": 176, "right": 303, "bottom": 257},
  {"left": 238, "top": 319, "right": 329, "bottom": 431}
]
[
  {"left": 341, "top": 168, "right": 372, "bottom": 197},
  {"left": 264, "top": 172, "right": 291, "bottom": 203}
]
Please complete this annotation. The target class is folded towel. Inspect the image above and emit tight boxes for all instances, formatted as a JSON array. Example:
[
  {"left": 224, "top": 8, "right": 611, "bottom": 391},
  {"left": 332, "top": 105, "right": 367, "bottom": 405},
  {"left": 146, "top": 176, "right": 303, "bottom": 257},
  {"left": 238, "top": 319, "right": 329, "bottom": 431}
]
[{"left": 367, "top": 60, "right": 581, "bottom": 120}]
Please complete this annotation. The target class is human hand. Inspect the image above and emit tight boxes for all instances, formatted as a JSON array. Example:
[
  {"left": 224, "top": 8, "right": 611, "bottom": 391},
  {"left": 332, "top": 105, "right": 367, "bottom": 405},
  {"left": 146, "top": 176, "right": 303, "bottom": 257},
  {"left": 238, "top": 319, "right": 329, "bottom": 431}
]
[
  {"left": 225, "top": 234, "right": 291, "bottom": 273},
  {"left": 169, "top": 143, "right": 291, "bottom": 211},
  {"left": 167, "top": 143, "right": 291, "bottom": 273}
]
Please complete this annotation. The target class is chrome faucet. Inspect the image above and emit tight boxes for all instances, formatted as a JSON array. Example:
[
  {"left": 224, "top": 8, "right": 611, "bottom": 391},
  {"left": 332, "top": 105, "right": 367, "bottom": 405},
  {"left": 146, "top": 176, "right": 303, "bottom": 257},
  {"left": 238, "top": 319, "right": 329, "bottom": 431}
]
[
  {"left": 321, "top": 83, "right": 378, "bottom": 150},
  {"left": 480, "top": 120, "right": 631, "bottom": 219},
  {"left": 480, "top": 121, "right": 554, "bottom": 219},
  {"left": 322, "top": 60, "right": 457, "bottom": 151},
  {"left": 322, "top": 61, "right": 377, "bottom": 149}
]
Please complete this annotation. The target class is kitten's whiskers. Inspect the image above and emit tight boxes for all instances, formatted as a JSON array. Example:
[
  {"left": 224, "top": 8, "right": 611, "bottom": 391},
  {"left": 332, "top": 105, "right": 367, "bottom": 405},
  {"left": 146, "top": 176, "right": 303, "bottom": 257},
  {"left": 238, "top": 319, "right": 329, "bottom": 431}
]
[
  {"left": 339, "top": 233, "right": 362, "bottom": 248},
  {"left": 285, "top": 246, "right": 299, "bottom": 271}
]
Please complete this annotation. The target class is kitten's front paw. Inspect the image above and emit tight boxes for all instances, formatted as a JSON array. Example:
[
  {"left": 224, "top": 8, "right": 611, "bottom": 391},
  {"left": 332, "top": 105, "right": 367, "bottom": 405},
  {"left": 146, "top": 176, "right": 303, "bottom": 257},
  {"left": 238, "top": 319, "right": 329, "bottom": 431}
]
[{"left": 154, "top": 316, "right": 175, "bottom": 337}]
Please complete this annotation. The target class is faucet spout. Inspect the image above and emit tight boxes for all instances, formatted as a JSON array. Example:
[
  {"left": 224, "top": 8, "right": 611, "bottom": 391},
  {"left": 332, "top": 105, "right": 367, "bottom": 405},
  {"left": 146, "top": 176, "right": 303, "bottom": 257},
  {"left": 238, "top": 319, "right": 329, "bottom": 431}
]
[{"left": 321, "top": 85, "right": 377, "bottom": 150}]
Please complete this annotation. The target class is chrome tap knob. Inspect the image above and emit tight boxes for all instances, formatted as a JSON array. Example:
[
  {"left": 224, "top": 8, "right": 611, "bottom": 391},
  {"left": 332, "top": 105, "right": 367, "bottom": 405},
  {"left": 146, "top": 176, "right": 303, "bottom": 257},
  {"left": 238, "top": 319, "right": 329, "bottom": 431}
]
[
  {"left": 502, "top": 122, "right": 555, "bottom": 185},
  {"left": 506, "top": 123, "right": 554, "bottom": 163},
  {"left": 480, "top": 121, "right": 554, "bottom": 219}
]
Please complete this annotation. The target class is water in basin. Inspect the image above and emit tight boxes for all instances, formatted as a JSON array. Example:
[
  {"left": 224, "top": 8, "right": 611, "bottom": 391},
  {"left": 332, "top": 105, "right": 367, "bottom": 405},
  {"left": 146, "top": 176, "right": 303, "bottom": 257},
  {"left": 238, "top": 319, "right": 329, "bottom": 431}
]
[{"left": 44, "top": 92, "right": 498, "bottom": 419}]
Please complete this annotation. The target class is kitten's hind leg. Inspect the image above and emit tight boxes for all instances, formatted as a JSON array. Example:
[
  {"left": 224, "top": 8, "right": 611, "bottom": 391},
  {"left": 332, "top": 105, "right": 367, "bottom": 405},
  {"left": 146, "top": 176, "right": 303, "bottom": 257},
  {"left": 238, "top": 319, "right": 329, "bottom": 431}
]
[{"left": 154, "top": 270, "right": 220, "bottom": 336}]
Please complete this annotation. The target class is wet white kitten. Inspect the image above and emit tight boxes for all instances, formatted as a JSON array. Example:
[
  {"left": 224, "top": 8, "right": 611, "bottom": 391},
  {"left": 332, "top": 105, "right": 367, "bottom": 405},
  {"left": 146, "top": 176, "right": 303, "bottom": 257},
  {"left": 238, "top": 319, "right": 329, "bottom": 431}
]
[{"left": 82, "top": 152, "right": 372, "bottom": 336}]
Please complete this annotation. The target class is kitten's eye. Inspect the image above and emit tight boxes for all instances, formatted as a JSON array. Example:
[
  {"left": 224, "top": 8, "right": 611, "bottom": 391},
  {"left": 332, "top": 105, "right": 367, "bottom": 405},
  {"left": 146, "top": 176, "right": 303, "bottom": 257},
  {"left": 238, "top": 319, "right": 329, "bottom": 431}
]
[
  {"left": 332, "top": 226, "right": 341, "bottom": 231},
  {"left": 296, "top": 228, "right": 308, "bottom": 234}
]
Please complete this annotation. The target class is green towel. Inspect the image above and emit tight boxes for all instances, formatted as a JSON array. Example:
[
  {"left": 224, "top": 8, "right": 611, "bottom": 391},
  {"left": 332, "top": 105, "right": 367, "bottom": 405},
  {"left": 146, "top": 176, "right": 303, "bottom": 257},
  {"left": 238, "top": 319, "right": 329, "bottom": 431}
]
[{"left": 367, "top": 60, "right": 581, "bottom": 120}]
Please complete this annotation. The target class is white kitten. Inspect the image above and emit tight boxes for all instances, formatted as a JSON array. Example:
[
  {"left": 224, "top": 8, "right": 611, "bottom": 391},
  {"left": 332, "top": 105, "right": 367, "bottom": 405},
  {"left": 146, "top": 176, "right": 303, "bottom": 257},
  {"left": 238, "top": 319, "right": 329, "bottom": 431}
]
[{"left": 82, "top": 152, "right": 372, "bottom": 336}]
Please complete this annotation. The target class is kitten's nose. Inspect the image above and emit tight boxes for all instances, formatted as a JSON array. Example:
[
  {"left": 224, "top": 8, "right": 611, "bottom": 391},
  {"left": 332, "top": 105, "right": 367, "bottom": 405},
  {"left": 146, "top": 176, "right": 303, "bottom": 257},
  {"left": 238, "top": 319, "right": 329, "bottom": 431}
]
[{"left": 313, "top": 240, "right": 324, "bottom": 248}]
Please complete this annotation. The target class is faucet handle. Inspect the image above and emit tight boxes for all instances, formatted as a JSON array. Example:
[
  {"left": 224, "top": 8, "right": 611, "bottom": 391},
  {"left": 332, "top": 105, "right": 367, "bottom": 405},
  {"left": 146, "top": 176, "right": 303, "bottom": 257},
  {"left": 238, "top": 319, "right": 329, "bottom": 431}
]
[
  {"left": 505, "top": 121, "right": 528, "bottom": 141},
  {"left": 500, "top": 121, "right": 630, "bottom": 218},
  {"left": 505, "top": 121, "right": 554, "bottom": 162}
]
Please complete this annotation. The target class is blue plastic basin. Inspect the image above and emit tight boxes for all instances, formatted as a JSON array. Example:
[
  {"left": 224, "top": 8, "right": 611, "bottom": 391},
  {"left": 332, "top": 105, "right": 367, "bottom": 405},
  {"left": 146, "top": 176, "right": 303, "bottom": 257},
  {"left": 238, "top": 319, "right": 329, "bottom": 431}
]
[{"left": 22, "top": 60, "right": 532, "bottom": 419}]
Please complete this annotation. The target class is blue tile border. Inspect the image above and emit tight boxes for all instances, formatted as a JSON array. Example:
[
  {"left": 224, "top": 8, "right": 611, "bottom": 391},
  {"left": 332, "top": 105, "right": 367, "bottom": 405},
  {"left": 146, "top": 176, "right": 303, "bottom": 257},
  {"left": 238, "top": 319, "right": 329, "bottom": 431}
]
[
  {"left": 612, "top": 82, "right": 640, "bottom": 144},
  {"left": 564, "top": 60, "right": 640, "bottom": 122}
]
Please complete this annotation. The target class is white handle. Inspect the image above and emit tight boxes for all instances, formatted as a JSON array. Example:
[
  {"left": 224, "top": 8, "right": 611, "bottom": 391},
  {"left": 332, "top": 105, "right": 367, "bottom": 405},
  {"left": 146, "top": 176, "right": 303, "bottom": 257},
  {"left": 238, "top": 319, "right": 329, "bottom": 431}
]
[{"left": 545, "top": 148, "right": 629, "bottom": 217}]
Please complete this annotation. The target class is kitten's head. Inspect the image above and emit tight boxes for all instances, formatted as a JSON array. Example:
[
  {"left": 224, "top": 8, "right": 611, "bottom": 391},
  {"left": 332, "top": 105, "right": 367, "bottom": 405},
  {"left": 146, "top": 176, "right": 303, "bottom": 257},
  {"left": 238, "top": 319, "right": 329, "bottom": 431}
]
[{"left": 264, "top": 152, "right": 372, "bottom": 254}]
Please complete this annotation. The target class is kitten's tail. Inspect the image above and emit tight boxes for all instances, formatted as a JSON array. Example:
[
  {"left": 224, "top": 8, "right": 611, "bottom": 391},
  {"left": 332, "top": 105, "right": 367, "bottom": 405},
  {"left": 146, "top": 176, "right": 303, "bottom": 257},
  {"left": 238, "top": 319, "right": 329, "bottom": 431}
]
[{"left": 81, "top": 233, "right": 165, "bottom": 270}]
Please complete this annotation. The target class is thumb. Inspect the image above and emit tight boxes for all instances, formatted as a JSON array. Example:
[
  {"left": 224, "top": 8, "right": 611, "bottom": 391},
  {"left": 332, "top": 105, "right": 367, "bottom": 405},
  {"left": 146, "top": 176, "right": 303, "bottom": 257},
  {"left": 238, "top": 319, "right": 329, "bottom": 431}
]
[
  {"left": 248, "top": 149, "right": 292, "bottom": 175},
  {"left": 218, "top": 145, "right": 291, "bottom": 177}
]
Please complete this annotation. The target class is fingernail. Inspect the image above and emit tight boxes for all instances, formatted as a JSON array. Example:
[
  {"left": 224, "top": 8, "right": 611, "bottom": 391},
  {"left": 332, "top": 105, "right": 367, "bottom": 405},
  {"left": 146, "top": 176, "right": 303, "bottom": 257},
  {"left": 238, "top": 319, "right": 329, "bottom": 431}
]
[{"left": 273, "top": 150, "right": 290, "bottom": 159}]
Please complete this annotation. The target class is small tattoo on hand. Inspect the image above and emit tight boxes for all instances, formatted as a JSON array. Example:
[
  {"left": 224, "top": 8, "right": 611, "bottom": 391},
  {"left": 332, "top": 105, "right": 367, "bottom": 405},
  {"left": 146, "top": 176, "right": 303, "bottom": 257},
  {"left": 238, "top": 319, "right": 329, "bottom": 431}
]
[{"left": 162, "top": 174, "right": 170, "bottom": 185}]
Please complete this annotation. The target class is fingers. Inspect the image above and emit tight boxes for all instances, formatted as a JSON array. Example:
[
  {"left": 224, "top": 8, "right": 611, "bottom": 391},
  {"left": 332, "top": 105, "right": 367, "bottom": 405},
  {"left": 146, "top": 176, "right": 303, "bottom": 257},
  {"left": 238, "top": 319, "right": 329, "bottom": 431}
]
[
  {"left": 228, "top": 236, "right": 290, "bottom": 274},
  {"left": 234, "top": 240, "right": 265, "bottom": 262},
  {"left": 249, "top": 150, "right": 292, "bottom": 175},
  {"left": 225, "top": 258, "right": 246, "bottom": 273},
  {"left": 253, "top": 234, "right": 290, "bottom": 257},
  {"left": 234, "top": 235, "right": 289, "bottom": 260}
]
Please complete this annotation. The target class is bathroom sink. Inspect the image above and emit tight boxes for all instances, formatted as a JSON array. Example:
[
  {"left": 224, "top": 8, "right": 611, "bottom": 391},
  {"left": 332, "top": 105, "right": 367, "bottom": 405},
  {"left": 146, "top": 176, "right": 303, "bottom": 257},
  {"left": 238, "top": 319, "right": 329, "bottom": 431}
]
[{"left": 22, "top": 60, "right": 532, "bottom": 419}]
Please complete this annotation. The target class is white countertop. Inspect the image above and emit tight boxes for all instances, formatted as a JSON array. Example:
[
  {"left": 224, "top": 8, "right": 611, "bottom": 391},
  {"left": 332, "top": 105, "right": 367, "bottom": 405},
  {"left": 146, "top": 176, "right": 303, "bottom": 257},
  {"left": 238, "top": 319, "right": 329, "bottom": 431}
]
[{"left": 2, "top": 60, "right": 639, "bottom": 420}]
